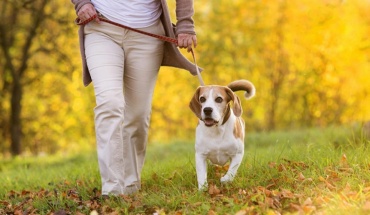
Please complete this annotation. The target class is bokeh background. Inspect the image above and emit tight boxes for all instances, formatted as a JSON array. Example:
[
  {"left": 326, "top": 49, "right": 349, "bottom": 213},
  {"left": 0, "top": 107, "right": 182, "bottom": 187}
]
[{"left": 0, "top": 0, "right": 369, "bottom": 157}]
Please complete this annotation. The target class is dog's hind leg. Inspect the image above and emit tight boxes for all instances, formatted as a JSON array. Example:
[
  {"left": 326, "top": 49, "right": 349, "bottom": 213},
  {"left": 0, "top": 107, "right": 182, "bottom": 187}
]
[
  {"left": 220, "top": 153, "right": 243, "bottom": 184},
  {"left": 195, "top": 153, "right": 208, "bottom": 190}
]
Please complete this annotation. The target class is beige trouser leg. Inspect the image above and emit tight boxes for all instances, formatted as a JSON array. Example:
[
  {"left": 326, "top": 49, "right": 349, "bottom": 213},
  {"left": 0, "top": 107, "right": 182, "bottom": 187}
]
[{"left": 84, "top": 20, "right": 164, "bottom": 195}]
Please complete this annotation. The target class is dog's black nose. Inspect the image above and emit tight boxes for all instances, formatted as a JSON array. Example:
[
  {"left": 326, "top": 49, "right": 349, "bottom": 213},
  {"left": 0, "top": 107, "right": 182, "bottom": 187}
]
[{"left": 203, "top": 107, "right": 213, "bottom": 115}]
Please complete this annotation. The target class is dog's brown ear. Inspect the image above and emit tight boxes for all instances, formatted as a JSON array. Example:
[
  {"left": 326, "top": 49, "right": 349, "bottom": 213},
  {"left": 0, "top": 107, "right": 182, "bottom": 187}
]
[
  {"left": 189, "top": 87, "right": 202, "bottom": 119},
  {"left": 233, "top": 95, "right": 242, "bottom": 117},
  {"left": 225, "top": 87, "right": 243, "bottom": 117}
]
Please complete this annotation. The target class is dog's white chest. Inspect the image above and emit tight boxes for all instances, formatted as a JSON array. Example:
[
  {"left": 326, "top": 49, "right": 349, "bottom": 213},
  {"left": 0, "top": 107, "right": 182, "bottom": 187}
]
[{"left": 195, "top": 122, "right": 244, "bottom": 166}]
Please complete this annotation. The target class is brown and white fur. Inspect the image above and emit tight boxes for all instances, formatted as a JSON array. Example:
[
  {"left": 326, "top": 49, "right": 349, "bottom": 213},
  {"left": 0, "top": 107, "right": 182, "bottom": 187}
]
[{"left": 189, "top": 80, "right": 255, "bottom": 190}]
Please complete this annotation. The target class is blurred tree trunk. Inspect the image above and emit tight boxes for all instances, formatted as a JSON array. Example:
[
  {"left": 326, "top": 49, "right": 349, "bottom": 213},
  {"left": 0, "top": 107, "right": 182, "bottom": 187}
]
[
  {"left": 0, "top": 0, "right": 48, "bottom": 156},
  {"left": 266, "top": 0, "right": 289, "bottom": 130},
  {"left": 10, "top": 80, "right": 22, "bottom": 155}
]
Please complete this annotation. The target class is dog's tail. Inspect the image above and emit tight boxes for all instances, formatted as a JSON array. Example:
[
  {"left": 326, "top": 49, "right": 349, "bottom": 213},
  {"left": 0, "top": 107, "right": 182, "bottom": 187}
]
[{"left": 227, "top": 80, "right": 256, "bottom": 99}]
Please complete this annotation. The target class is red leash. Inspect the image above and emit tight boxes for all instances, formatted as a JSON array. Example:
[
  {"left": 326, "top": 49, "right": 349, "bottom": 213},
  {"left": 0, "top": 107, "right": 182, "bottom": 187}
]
[
  {"left": 75, "top": 15, "right": 178, "bottom": 45},
  {"left": 75, "top": 14, "right": 205, "bottom": 86}
]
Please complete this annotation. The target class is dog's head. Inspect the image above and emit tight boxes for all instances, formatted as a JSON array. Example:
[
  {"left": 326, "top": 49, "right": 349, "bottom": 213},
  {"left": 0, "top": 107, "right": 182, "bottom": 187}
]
[{"left": 189, "top": 85, "right": 242, "bottom": 127}]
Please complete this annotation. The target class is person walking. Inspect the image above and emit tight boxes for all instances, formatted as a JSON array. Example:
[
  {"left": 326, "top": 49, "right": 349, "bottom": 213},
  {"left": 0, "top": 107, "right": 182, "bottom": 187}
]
[{"left": 71, "top": 0, "right": 198, "bottom": 196}]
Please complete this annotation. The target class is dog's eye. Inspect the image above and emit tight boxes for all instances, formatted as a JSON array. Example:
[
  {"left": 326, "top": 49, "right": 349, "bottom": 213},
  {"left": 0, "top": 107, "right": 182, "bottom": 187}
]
[
  {"left": 215, "top": 97, "right": 223, "bottom": 103},
  {"left": 199, "top": 97, "right": 206, "bottom": 103}
]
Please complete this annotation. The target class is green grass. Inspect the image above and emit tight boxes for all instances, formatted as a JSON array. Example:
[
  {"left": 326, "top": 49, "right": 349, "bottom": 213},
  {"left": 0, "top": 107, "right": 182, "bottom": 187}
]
[{"left": 1, "top": 126, "right": 370, "bottom": 214}]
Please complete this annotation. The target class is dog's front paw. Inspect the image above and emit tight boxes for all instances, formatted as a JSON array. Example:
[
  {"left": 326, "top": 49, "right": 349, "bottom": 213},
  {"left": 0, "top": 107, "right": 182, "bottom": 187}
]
[
  {"left": 220, "top": 174, "right": 235, "bottom": 184},
  {"left": 198, "top": 182, "right": 208, "bottom": 191}
]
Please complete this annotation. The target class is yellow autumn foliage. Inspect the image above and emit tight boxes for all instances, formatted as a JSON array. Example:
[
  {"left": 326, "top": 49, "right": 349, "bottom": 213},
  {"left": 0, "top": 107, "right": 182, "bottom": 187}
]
[{"left": 0, "top": 0, "right": 369, "bottom": 154}]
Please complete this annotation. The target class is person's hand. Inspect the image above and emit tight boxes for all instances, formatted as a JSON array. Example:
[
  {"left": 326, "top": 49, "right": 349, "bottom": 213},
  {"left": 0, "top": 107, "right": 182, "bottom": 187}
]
[
  {"left": 77, "top": 3, "right": 100, "bottom": 23},
  {"left": 177, "top": 33, "right": 197, "bottom": 52}
]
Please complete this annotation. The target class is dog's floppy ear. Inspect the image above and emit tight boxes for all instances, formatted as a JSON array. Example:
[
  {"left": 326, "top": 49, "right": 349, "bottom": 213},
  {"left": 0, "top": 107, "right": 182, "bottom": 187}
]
[
  {"left": 225, "top": 87, "right": 243, "bottom": 117},
  {"left": 233, "top": 95, "right": 242, "bottom": 117},
  {"left": 189, "top": 87, "right": 202, "bottom": 119}
]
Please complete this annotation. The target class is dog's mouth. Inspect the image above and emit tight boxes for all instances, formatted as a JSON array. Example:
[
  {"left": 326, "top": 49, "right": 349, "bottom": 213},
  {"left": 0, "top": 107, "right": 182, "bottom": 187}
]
[{"left": 203, "top": 118, "right": 219, "bottom": 127}]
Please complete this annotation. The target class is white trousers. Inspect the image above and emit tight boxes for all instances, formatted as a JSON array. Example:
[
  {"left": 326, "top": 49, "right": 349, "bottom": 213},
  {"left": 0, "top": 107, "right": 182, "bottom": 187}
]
[{"left": 84, "top": 19, "right": 164, "bottom": 195}]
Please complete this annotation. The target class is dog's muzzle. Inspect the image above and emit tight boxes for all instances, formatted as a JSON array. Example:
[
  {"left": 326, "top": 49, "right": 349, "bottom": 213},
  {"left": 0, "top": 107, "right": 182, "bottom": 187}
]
[{"left": 202, "top": 107, "right": 218, "bottom": 127}]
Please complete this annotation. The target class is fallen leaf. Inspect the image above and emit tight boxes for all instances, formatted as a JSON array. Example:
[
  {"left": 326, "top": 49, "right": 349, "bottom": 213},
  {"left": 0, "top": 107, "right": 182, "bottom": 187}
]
[
  {"left": 303, "top": 197, "right": 313, "bottom": 206},
  {"left": 279, "top": 189, "right": 295, "bottom": 199},
  {"left": 208, "top": 209, "right": 217, "bottom": 215},
  {"left": 297, "top": 172, "right": 305, "bottom": 181},
  {"left": 54, "top": 210, "right": 68, "bottom": 215},
  {"left": 314, "top": 196, "right": 330, "bottom": 205},
  {"left": 0, "top": 201, "right": 9, "bottom": 207},
  {"left": 278, "top": 164, "right": 287, "bottom": 172},
  {"left": 208, "top": 184, "right": 221, "bottom": 196},
  {"left": 268, "top": 162, "right": 277, "bottom": 168},
  {"left": 325, "top": 181, "right": 336, "bottom": 190},
  {"left": 235, "top": 210, "right": 247, "bottom": 215},
  {"left": 154, "top": 208, "right": 166, "bottom": 215},
  {"left": 174, "top": 211, "right": 183, "bottom": 215},
  {"left": 340, "top": 154, "right": 349, "bottom": 168},
  {"left": 338, "top": 167, "right": 354, "bottom": 173},
  {"left": 21, "top": 190, "right": 31, "bottom": 196},
  {"left": 302, "top": 205, "right": 316, "bottom": 213},
  {"left": 90, "top": 210, "right": 99, "bottom": 215},
  {"left": 319, "top": 176, "right": 326, "bottom": 182}
]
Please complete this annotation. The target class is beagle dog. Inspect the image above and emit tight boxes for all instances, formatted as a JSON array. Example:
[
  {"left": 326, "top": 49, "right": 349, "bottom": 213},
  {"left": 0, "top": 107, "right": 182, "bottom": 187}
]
[{"left": 189, "top": 80, "right": 255, "bottom": 190}]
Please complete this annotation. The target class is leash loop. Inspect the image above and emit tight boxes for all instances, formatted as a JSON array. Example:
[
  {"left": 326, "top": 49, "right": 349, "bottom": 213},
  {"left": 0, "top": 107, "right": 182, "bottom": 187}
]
[
  {"left": 190, "top": 49, "right": 205, "bottom": 86},
  {"left": 75, "top": 14, "right": 205, "bottom": 86}
]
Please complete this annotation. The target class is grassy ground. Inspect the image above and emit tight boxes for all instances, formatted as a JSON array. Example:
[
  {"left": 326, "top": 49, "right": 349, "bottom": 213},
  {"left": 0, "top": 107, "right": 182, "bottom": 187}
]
[{"left": 1, "top": 126, "right": 370, "bottom": 214}]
